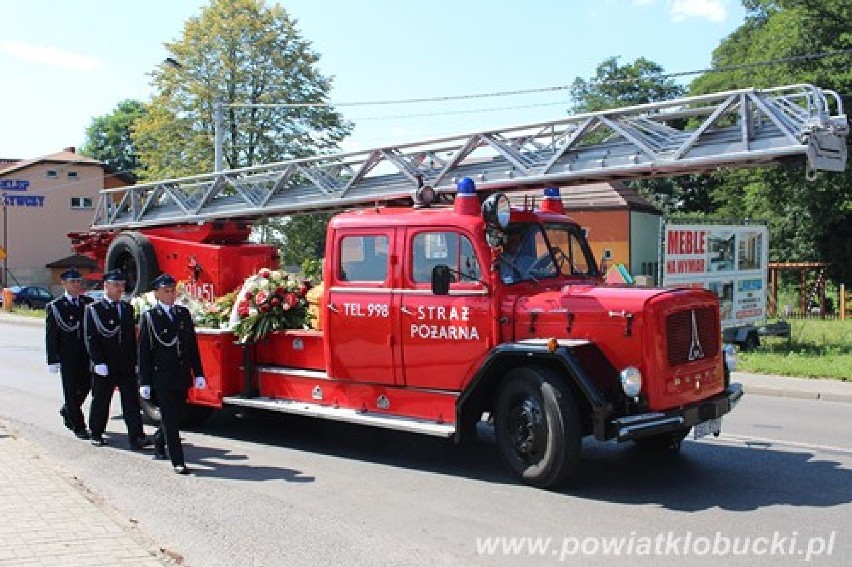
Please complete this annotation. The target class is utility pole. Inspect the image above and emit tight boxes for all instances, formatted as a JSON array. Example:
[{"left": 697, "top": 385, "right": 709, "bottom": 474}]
[{"left": 214, "top": 99, "right": 224, "bottom": 172}]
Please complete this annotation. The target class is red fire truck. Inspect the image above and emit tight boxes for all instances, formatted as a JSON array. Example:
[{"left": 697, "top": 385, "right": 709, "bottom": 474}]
[{"left": 71, "top": 84, "right": 847, "bottom": 487}]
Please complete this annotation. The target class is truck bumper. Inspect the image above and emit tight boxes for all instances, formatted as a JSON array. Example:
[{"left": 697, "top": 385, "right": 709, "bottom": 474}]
[{"left": 611, "top": 383, "right": 744, "bottom": 442}]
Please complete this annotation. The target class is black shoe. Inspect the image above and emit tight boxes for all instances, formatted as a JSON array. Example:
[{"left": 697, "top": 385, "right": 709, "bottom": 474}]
[
  {"left": 59, "top": 407, "right": 73, "bottom": 431},
  {"left": 173, "top": 465, "right": 190, "bottom": 475},
  {"left": 91, "top": 436, "right": 107, "bottom": 447},
  {"left": 74, "top": 429, "right": 91, "bottom": 440},
  {"left": 129, "top": 435, "right": 153, "bottom": 450}
]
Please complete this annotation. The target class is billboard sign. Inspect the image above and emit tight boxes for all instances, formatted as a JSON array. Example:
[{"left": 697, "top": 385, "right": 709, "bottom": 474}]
[{"left": 662, "top": 223, "right": 768, "bottom": 328}]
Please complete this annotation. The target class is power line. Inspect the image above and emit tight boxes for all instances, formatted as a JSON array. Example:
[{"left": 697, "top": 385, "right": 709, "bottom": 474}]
[{"left": 268, "top": 47, "right": 852, "bottom": 109}]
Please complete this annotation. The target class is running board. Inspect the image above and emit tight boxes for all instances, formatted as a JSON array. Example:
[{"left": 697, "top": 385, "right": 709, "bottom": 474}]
[{"left": 221, "top": 396, "right": 456, "bottom": 438}]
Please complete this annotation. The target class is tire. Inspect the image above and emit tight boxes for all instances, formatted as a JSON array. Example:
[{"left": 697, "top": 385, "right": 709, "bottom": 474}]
[
  {"left": 138, "top": 395, "right": 213, "bottom": 428},
  {"left": 743, "top": 332, "right": 760, "bottom": 352},
  {"left": 105, "top": 232, "right": 159, "bottom": 295},
  {"left": 633, "top": 427, "right": 690, "bottom": 452},
  {"left": 494, "top": 366, "right": 582, "bottom": 488}
]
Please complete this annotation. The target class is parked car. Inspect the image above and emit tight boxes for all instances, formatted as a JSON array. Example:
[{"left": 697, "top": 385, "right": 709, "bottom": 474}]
[
  {"left": 9, "top": 286, "right": 54, "bottom": 309},
  {"left": 83, "top": 289, "right": 106, "bottom": 301}
]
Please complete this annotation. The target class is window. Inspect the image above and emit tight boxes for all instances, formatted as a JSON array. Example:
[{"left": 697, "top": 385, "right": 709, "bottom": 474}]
[
  {"left": 70, "top": 197, "right": 93, "bottom": 209},
  {"left": 339, "top": 235, "right": 389, "bottom": 282},
  {"left": 46, "top": 170, "right": 58, "bottom": 178},
  {"left": 67, "top": 171, "right": 78, "bottom": 179},
  {"left": 499, "top": 222, "right": 599, "bottom": 283},
  {"left": 411, "top": 231, "right": 481, "bottom": 283}
]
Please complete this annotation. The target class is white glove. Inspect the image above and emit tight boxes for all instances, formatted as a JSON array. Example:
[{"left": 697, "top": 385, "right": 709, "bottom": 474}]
[
  {"left": 194, "top": 376, "right": 207, "bottom": 389},
  {"left": 139, "top": 386, "right": 151, "bottom": 400},
  {"left": 93, "top": 364, "right": 109, "bottom": 377},
  {"left": 48, "top": 363, "right": 61, "bottom": 374}
]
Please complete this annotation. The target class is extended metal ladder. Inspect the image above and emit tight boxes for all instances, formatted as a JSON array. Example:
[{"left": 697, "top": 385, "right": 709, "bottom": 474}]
[{"left": 91, "top": 84, "right": 848, "bottom": 230}]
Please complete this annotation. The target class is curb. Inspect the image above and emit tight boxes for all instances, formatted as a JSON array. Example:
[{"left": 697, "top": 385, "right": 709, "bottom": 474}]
[{"left": 741, "top": 384, "right": 852, "bottom": 404}]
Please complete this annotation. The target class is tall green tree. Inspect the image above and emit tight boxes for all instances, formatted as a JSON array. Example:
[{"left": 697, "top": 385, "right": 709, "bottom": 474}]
[
  {"left": 134, "top": 0, "right": 351, "bottom": 178},
  {"left": 571, "top": 56, "right": 685, "bottom": 113},
  {"left": 81, "top": 99, "right": 147, "bottom": 181},
  {"left": 689, "top": 0, "right": 852, "bottom": 284},
  {"left": 133, "top": 0, "right": 352, "bottom": 266},
  {"left": 569, "top": 57, "right": 720, "bottom": 215}
]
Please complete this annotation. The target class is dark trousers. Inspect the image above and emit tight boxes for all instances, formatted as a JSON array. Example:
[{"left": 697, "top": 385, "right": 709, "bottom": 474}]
[
  {"left": 154, "top": 388, "right": 187, "bottom": 467},
  {"left": 89, "top": 371, "right": 144, "bottom": 442},
  {"left": 60, "top": 364, "right": 90, "bottom": 432}
]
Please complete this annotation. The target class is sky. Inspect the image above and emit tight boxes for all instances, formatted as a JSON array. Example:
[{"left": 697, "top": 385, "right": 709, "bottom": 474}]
[{"left": 0, "top": 0, "right": 747, "bottom": 161}]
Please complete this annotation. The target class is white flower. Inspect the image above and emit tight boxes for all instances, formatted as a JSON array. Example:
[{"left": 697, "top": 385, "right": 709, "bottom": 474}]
[{"left": 248, "top": 307, "right": 259, "bottom": 317}]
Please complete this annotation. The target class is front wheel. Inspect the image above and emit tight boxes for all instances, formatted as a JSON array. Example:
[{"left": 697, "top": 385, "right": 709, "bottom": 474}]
[{"left": 494, "top": 366, "right": 582, "bottom": 488}]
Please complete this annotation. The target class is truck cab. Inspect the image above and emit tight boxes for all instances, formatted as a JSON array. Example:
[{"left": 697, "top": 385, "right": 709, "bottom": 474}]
[{"left": 319, "top": 180, "right": 743, "bottom": 487}]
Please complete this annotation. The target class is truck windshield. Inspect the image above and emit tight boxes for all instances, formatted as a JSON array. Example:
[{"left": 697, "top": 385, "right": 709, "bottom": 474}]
[{"left": 499, "top": 222, "right": 599, "bottom": 284}]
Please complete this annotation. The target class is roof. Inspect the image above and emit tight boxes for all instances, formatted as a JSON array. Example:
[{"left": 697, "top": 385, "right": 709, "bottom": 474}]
[
  {"left": 45, "top": 254, "right": 98, "bottom": 269},
  {"left": 0, "top": 158, "right": 22, "bottom": 171},
  {"left": 514, "top": 182, "right": 662, "bottom": 215},
  {"left": 0, "top": 149, "right": 101, "bottom": 177}
]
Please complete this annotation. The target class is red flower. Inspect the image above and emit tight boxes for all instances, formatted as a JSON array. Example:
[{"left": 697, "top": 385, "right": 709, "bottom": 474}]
[
  {"left": 286, "top": 293, "right": 299, "bottom": 308},
  {"left": 275, "top": 287, "right": 285, "bottom": 296},
  {"left": 270, "top": 296, "right": 282, "bottom": 307},
  {"left": 256, "top": 290, "right": 270, "bottom": 305},
  {"left": 258, "top": 268, "right": 271, "bottom": 278},
  {"left": 259, "top": 303, "right": 271, "bottom": 313}
]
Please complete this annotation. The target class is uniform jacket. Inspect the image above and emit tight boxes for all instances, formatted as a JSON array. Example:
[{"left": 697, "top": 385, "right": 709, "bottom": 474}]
[
  {"left": 138, "top": 304, "right": 204, "bottom": 391},
  {"left": 84, "top": 298, "right": 137, "bottom": 376},
  {"left": 46, "top": 294, "right": 94, "bottom": 368}
]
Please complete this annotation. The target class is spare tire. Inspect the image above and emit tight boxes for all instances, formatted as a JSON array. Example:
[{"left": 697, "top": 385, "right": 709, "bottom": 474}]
[{"left": 105, "top": 232, "right": 159, "bottom": 295}]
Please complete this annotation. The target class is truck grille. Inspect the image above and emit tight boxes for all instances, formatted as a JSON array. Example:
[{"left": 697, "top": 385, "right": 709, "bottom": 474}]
[{"left": 666, "top": 307, "right": 719, "bottom": 365}]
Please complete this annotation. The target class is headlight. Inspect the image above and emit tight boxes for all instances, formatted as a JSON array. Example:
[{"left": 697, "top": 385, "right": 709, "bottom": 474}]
[
  {"left": 620, "top": 366, "right": 643, "bottom": 397},
  {"left": 723, "top": 343, "right": 737, "bottom": 372}
]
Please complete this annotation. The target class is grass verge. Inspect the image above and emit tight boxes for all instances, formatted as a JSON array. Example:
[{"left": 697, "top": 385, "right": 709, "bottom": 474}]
[{"left": 737, "top": 319, "right": 852, "bottom": 380}]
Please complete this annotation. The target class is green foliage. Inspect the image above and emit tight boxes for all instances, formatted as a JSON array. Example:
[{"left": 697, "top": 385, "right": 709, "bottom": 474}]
[
  {"left": 737, "top": 318, "right": 852, "bottom": 379},
  {"left": 261, "top": 213, "right": 331, "bottom": 268},
  {"left": 132, "top": 0, "right": 352, "bottom": 180},
  {"left": 688, "top": 0, "right": 852, "bottom": 284},
  {"left": 301, "top": 257, "right": 323, "bottom": 281},
  {"left": 80, "top": 99, "right": 147, "bottom": 181},
  {"left": 571, "top": 56, "right": 685, "bottom": 113}
]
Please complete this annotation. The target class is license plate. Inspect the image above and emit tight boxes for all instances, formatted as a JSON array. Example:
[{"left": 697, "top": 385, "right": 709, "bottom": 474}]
[{"left": 693, "top": 417, "right": 722, "bottom": 440}]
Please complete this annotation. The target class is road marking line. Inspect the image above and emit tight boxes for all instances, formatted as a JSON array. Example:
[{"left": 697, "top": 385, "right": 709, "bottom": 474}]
[{"left": 709, "top": 433, "right": 852, "bottom": 456}]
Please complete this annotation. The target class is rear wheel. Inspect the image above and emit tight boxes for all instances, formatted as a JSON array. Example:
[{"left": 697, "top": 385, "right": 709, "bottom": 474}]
[
  {"left": 494, "top": 366, "right": 582, "bottom": 488},
  {"left": 743, "top": 332, "right": 760, "bottom": 351}
]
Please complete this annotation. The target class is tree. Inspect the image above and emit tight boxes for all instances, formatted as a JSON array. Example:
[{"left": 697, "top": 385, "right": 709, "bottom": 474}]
[
  {"left": 689, "top": 0, "right": 852, "bottom": 284},
  {"left": 133, "top": 0, "right": 352, "bottom": 266},
  {"left": 571, "top": 56, "right": 685, "bottom": 113},
  {"left": 569, "top": 57, "right": 720, "bottom": 215},
  {"left": 134, "top": 0, "right": 351, "bottom": 179},
  {"left": 80, "top": 99, "right": 147, "bottom": 181}
]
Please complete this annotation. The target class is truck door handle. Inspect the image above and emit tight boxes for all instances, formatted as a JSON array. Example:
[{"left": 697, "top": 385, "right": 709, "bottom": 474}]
[
  {"left": 328, "top": 303, "right": 339, "bottom": 313},
  {"left": 400, "top": 306, "right": 413, "bottom": 315}
]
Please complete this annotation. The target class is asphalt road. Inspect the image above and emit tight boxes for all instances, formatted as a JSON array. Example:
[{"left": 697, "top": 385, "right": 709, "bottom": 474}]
[{"left": 0, "top": 320, "right": 849, "bottom": 566}]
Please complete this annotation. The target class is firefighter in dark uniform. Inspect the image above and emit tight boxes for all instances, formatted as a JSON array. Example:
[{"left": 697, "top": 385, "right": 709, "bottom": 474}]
[
  {"left": 138, "top": 273, "right": 206, "bottom": 475},
  {"left": 45, "top": 268, "right": 94, "bottom": 439},
  {"left": 83, "top": 269, "right": 150, "bottom": 449}
]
